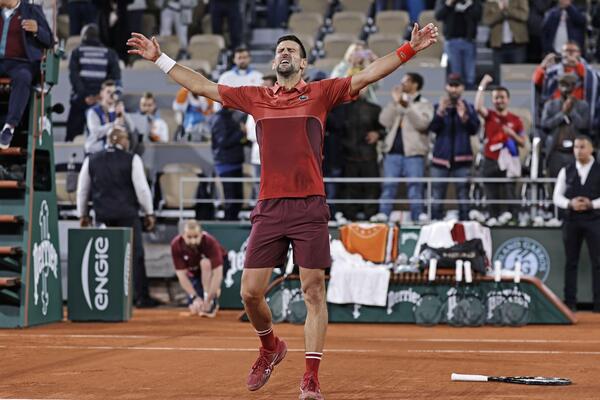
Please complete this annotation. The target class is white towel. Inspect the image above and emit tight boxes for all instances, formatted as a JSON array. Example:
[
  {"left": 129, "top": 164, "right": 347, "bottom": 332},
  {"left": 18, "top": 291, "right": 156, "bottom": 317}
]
[{"left": 326, "top": 240, "right": 391, "bottom": 307}]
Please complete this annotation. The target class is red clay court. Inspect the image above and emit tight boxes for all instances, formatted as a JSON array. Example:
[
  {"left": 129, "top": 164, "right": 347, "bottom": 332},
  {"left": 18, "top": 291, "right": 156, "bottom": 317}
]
[{"left": 2, "top": 309, "right": 600, "bottom": 400}]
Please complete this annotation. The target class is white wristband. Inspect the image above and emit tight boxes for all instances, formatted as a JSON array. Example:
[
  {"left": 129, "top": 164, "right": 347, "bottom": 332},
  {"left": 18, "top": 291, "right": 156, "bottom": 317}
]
[{"left": 154, "top": 53, "right": 176, "bottom": 74}]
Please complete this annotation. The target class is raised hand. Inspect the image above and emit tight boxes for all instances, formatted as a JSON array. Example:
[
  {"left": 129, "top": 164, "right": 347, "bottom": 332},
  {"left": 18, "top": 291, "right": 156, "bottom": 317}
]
[
  {"left": 127, "top": 32, "right": 161, "bottom": 62},
  {"left": 479, "top": 74, "right": 493, "bottom": 89},
  {"left": 409, "top": 23, "right": 439, "bottom": 52}
]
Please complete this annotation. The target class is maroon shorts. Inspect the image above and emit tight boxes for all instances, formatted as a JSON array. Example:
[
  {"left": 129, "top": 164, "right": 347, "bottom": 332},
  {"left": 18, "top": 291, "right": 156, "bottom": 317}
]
[{"left": 244, "top": 196, "right": 331, "bottom": 269}]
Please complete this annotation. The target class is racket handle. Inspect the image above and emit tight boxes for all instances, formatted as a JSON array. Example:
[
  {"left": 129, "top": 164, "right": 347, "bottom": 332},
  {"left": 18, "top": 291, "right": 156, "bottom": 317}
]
[
  {"left": 455, "top": 260, "right": 463, "bottom": 282},
  {"left": 464, "top": 260, "right": 472, "bottom": 283},
  {"left": 451, "top": 373, "right": 489, "bottom": 382}
]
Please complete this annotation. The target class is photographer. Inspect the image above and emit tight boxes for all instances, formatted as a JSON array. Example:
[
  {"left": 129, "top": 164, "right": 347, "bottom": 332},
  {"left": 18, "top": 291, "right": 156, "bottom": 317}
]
[
  {"left": 429, "top": 73, "right": 480, "bottom": 221},
  {"left": 84, "top": 80, "right": 137, "bottom": 155},
  {"left": 533, "top": 41, "right": 586, "bottom": 103}
]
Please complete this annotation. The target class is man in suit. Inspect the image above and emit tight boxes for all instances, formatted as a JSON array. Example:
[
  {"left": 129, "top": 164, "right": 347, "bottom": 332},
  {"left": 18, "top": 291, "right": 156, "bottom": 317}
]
[
  {"left": 553, "top": 135, "right": 600, "bottom": 312},
  {"left": 0, "top": 0, "right": 54, "bottom": 149}
]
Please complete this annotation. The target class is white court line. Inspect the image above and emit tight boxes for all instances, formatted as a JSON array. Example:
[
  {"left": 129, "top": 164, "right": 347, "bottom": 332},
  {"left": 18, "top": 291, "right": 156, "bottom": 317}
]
[
  {"left": 373, "top": 338, "right": 600, "bottom": 344},
  {"left": 409, "top": 349, "right": 600, "bottom": 355},
  {"left": 0, "top": 344, "right": 374, "bottom": 353},
  {"left": 4, "top": 333, "right": 600, "bottom": 345}
]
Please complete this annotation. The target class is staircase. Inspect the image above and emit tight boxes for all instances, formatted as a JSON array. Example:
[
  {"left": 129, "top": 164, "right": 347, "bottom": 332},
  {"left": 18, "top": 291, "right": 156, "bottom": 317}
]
[{"left": 0, "top": 51, "right": 62, "bottom": 328}]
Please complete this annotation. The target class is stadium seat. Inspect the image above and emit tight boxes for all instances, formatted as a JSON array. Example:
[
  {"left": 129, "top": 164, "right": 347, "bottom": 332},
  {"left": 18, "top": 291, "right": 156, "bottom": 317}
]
[
  {"left": 57, "top": 14, "right": 69, "bottom": 40},
  {"left": 202, "top": 14, "right": 212, "bottom": 34},
  {"left": 288, "top": 12, "right": 324, "bottom": 36},
  {"left": 297, "top": 0, "right": 330, "bottom": 14},
  {"left": 418, "top": 10, "right": 442, "bottom": 32},
  {"left": 64, "top": 35, "right": 81, "bottom": 56},
  {"left": 179, "top": 59, "right": 212, "bottom": 74},
  {"left": 313, "top": 57, "right": 340, "bottom": 72},
  {"left": 414, "top": 34, "right": 444, "bottom": 61},
  {"left": 158, "top": 163, "right": 202, "bottom": 209},
  {"left": 500, "top": 64, "right": 537, "bottom": 82},
  {"left": 323, "top": 33, "right": 356, "bottom": 59},
  {"left": 158, "top": 108, "right": 179, "bottom": 141},
  {"left": 338, "top": 0, "right": 373, "bottom": 14},
  {"left": 157, "top": 35, "right": 181, "bottom": 59},
  {"left": 55, "top": 171, "right": 77, "bottom": 206},
  {"left": 188, "top": 34, "right": 225, "bottom": 69},
  {"left": 375, "top": 10, "right": 409, "bottom": 35},
  {"left": 367, "top": 33, "right": 402, "bottom": 57},
  {"left": 331, "top": 11, "right": 366, "bottom": 36},
  {"left": 294, "top": 33, "right": 316, "bottom": 55}
]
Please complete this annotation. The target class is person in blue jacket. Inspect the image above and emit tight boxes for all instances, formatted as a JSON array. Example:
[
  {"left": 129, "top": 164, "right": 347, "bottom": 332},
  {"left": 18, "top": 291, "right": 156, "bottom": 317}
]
[
  {"left": 429, "top": 73, "right": 480, "bottom": 221},
  {"left": 0, "top": 0, "right": 54, "bottom": 149}
]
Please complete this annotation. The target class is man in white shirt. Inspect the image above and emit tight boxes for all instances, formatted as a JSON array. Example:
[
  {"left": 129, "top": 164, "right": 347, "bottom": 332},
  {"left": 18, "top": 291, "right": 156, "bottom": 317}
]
[
  {"left": 217, "top": 47, "right": 263, "bottom": 87},
  {"left": 553, "top": 135, "right": 600, "bottom": 312},
  {"left": 131, "top": 92, "right": 169, "bottom": 143},
  {"left": 77, "top": 127, "right": 158, "bottom": 308}
]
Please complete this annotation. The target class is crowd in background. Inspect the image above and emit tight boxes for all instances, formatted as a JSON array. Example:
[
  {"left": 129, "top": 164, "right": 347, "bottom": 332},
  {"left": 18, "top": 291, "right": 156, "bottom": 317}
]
[{"left": 8, "top": 0, "right": 600, "bottom": 224}]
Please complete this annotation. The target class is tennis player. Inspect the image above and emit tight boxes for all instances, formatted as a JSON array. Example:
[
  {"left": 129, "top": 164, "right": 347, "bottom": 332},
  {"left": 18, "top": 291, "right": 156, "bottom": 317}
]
[{"left": 128, "top": 24, "right": 438, "bottom": 399}]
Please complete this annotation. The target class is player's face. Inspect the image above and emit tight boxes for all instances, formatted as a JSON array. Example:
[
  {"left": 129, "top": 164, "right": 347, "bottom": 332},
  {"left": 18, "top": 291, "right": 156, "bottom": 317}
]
[
  {"left": 273, "top": 40, "right": 305, "bottom": 77},
  {"left": 492, "top": 90, "right": 509, "bottom": 112},
  {"left": 573, "top": 138, "right": 593, "bottom": 163},
  {"left": 183, "top": 229, "right": 202, "bottom": 246}
]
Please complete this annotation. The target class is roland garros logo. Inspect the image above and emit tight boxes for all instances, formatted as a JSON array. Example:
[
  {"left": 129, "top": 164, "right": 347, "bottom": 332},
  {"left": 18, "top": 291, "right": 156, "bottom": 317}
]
[
  {"left": 81, "top": 237, "right": 110, "bottom": 310},
  {"left": 493, "top": 237, "right": 551, "bottom": 282},
  {"left": 33, "top": 200, "right": 58, "bottom": 316}
]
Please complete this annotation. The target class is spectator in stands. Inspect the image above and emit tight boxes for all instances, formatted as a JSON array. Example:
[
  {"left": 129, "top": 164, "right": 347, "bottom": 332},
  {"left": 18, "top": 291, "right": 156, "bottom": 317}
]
[
  {"left": 170, "top": 219, "right": 227, "bottom": 317},
  {"left": 245, "top": 74, "right": 277, "bottom": 201},
  {"left": 131, "top": 92, "right": 169, "bottom": 143},
  {"left": 483, "top": 0, "right": 529, "bottom": 82},
  {"left": 66, "top": 23, "right": 121, "bottom": 142},
  {"left": 527, "top": 0, "right": 553, "bottom": 63},
  {"left": 552, "top": 135, "right": 600, "bottom": 312},
  {"left": 328, "top": 82, "right": 384, "bottom": 221},
  {"left": 429, "top": 73, "right": 480, "bottom": 220},
  {"left": 373, "top": 72, "right": 433, "bottom": 224},
  {"left": 172, "top": 71, "right": 216, "bottom": 141},
  {"left": 0, "top": 0, "right": 53, "bottom": 149},
  {"left": 77, "top": 127, "right": 159, "bottom": 308},
  {"left": 84, "top": 80, "right": 137, "bottom": 154},
  {"left": 434, "top": 0, "right": 482, "bottom": 89},
  {"left": 534, "top": 41, "right": 586, "bottom": 103},
  {"left": 475, "top": 74, "right": 526, "bottom": 221},
  {"left": 209, "top": 106, "right": 245, "bottom": 220},
  {"left": 541, "top": 73, "right": 590, "bottom": 177},
  {"left": 160, "top": 0, "right": 193, "bottom": 60},
  {"left": 542, "top": 0, "right": 586, "bottom": 56},
  {"left": 67, "top": 0, "right": 97, "bottom": 37},
  {"left": 331, "top": 42, "right": 378, "bottom": 104},
  {"left": 218, "top": 47, "right": 264, "bottom": 88},
  {"left": 375, "top": 0, "right": 424, "bottom": 24},
  {"left": 266, "top": 0, "right": 290, "bottom": 28},
  {"left": 210, "top": 0, "right": 243, "bottom": 50}
]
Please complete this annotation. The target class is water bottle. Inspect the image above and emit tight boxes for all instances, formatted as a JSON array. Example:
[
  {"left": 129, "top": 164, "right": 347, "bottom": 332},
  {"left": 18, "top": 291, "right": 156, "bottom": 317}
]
[{"left": 66, "top": 153, "right": 77, "bottom": 193}]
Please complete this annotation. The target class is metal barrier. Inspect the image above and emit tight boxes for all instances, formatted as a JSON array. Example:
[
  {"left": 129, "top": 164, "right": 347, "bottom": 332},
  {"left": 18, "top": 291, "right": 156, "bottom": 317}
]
[{"left": 176, "top": 175, "right": 559, "bottom": 221}]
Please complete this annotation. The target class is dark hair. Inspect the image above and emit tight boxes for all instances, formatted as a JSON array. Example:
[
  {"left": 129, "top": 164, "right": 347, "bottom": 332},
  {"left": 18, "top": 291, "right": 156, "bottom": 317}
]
[
  {"left": 575, "top": 135, "right": 594, "bottom": 146},
  {"left": 141, "top": 92, "right": 154, "bottom": 100},
  {"left": 405, "top": 73, "right": 423, "bottom": 91},
  {"left": 101, "top": 79, "right": 116, "bottom": 89},
  {"left": 81, "top": 23, "right": 99, "bottom": 42},
  {"left": 276, "top": 35, "right": 307, "bottom": 59},
  {"left": 492, "top": 86, "right": 510, "bottom": 98},
  {"left": 234, "top": 46, "right": 250, "bottom": 55}
]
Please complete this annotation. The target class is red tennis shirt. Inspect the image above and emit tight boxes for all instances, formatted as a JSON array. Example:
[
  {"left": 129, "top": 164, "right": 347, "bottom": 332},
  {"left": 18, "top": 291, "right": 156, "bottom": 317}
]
[
  {"left": 170, "top": 233, "right": 226, "bottom": 276},
  {"left": 483, "top": 110, "right": 524, "bottom": 161},
  {"left": 218, "top": 77, "right": 358, "bottom": 200}
]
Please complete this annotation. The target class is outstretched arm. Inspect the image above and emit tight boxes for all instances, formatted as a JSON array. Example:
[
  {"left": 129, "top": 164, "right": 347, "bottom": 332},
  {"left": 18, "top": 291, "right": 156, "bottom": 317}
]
[
  {"left": 474, "top": 74, "right": 493, "bottom": 118},
  {"left": 127, "top": 33, "right": 222, "bottom": 103},
  {"left": 350, "top": 23, "right": 438, "bottom": 95}
]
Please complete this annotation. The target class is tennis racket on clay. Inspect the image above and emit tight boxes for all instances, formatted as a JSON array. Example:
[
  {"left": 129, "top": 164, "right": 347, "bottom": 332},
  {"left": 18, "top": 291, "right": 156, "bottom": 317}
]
[
  {"left": 448, "top": 260, "right": 465, "bottom": 326},
  {"left": 486, "top": 260, "right": 507, "bottom": 325},
  {"left": 456, "top": 260, "right": 486, "bottom": 326},
  {"left": 414, "top": 258, "right": 444, "bottom": 326},
  {"left": 451, "top": 373, "right": 571, "bottom": 386},
  {"left": 501, "top": 260, "right": 530, "bottom": 327}
]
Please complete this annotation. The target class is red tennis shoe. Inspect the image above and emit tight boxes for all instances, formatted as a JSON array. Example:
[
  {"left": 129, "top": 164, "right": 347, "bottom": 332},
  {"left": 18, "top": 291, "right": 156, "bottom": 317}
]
[
  {"left": 299, "top": 372, "right": 324, "bottom": 400},
  {"left": 246, "top": 337, "right": 287, "bottom": 391}
]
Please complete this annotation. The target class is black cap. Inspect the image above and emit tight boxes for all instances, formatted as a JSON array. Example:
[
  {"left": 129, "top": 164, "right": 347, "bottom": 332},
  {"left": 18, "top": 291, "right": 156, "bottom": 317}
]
[{"left": 447, "top": 73, "right": 464, "bottom": 86}]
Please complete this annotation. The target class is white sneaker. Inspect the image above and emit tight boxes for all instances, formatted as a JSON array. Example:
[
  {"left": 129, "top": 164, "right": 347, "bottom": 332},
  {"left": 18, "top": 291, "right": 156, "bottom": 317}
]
[
  {"left": 417, "top": 213, "right": 429, "bottom": 224},
  {"left": 469, "top": 209, "right": 486, "bottom": 223},
  {"left": 532, "top": 216, "right": 545, "bottom": 227},
  {"left": 486, "top": 217, "right": 498, "bottom": 227},
  {"left": 545, "top": 217, "right": 562, "bottom": 227},
  {"left": 370, "top": 212, "right": 388, "bottom": 222},
  {"left": 498, "top": 211, "right": 513, "bottom": 225}
]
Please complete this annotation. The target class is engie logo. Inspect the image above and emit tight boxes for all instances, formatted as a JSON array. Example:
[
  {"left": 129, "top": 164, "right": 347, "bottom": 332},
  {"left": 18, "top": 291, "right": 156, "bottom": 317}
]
[
  {"left": 81, "top": 237, "right": 110, "bottom": 310},
  {"left": 493, "top": 237, "right": 551, "bottom": 281}
]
